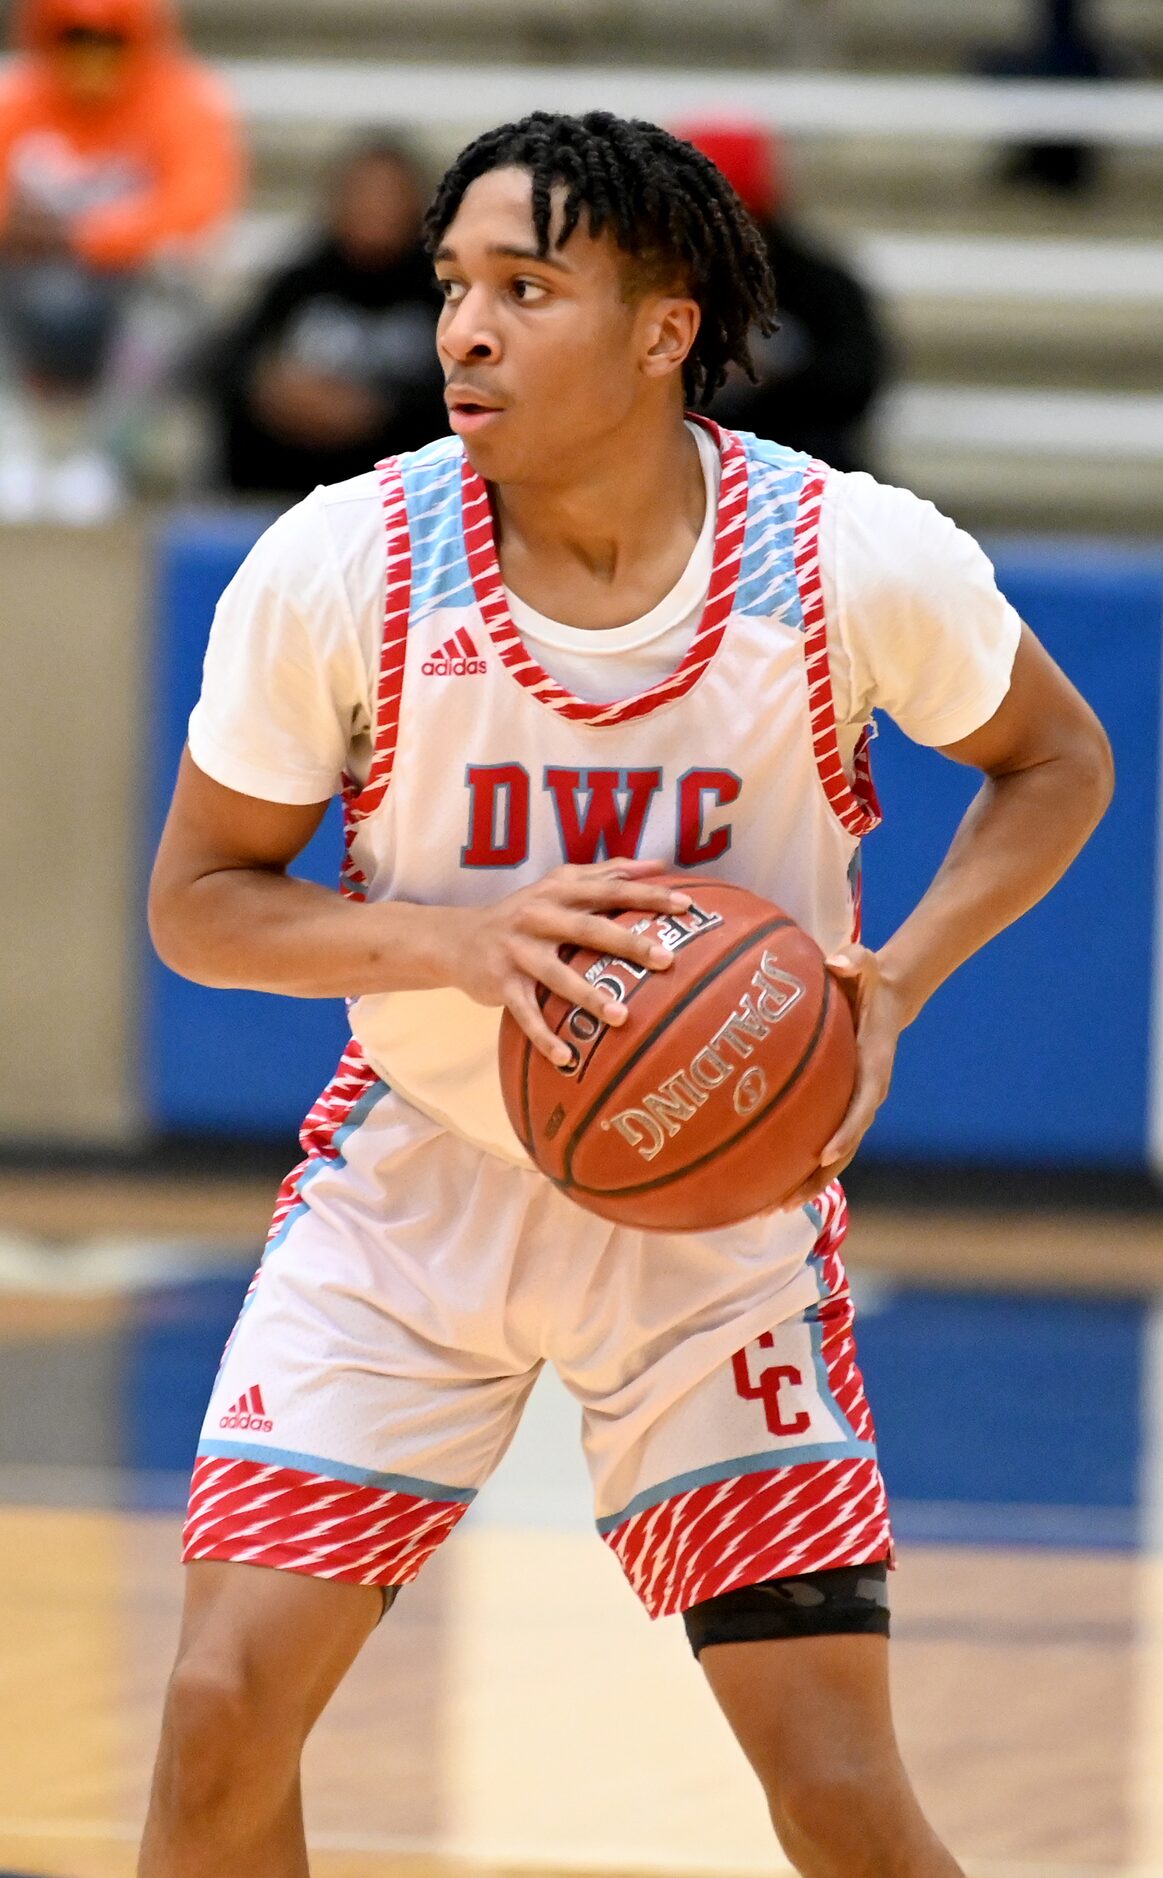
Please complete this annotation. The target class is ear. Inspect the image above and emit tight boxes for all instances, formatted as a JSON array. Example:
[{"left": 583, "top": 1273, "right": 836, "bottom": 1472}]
[{"left": 639, "top": 295, "right": 701, "bottom": 382}]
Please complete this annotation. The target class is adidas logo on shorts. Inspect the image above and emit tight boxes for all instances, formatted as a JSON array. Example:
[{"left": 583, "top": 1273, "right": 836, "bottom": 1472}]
[
  {"left": 218, "top": 1384, "right": 273, "bottom": 1434},
  {"left": 421, "top": 627, "right": 487, "bottom": 677}
]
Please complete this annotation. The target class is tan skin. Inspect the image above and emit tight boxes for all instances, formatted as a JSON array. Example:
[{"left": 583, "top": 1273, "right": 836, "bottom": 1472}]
[{"left": 141, "top": 167, "right": 1113, "bottom": 1877}]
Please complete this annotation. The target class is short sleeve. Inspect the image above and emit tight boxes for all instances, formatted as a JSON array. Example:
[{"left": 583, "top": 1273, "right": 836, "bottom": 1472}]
[
  {"left": 187, "top": 490, "right": 370, "bottom": 804},
  {"left": 820, "top": 471, "right": 1022, "bottom": 749}
]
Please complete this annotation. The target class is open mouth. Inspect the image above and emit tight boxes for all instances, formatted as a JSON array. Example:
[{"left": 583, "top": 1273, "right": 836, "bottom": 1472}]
[{"left": 446, "top": 397, "right": 506, "bottom": 435}]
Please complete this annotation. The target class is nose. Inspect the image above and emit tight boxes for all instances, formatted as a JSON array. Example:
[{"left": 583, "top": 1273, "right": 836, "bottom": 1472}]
[{"left": 438, "top": 287, "right": 501, "bottom": 367}]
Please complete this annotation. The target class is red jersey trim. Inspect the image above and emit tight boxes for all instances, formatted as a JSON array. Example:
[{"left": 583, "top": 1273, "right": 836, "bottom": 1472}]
[
  {"left": 341, "top": 455, "right": 413, "bottom": 899},
  {"left": 460, "top": 417, "right": 749, "bottom": 728},
  {"left": 794, "top": 461, "right": 882, "bottom": 839}
]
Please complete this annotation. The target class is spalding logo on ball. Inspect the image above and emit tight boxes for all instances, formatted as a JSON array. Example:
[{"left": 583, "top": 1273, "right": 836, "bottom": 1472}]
[{"left": 497, "top": 879, "right": 857, "bottom": 1232}]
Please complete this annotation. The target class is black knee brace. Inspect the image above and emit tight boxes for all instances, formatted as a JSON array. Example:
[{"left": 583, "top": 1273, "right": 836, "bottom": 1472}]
[{"left": 682, "top": 1560, "right": 890, "bottom": 1658}]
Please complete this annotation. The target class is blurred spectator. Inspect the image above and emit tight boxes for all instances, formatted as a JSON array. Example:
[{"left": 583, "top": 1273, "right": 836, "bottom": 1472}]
[
  {"left": 979, "top": 0, "right": 1128, "bottom": 193},
  {"left": 210, "top": 140, "right": 446, "bottom": 498},
  {"left": 676, "top": 120, "right": 889, "bottom": 473},
  {"left": 0, "top": 0, "right": 244, "bottom": 521}
]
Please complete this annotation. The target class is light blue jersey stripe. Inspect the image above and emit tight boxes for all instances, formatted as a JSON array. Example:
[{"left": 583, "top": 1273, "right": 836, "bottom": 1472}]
[
  {"left": 196, "top": 1439, "right": 477, "bottom": 1503},
  {"left": 596, "top": 1438, "right": 877, "bottom": 1534}
]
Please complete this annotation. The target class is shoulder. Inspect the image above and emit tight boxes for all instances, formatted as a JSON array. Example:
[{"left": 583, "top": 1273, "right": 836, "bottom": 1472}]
[
  {"left": 732, "top": 427, "right": 811, "bottom": 481},
  {"left": 729, "top": 429, "right": 815, "bottom": 523},
  {"left": 395, "top": 432, "right": 465, "bottom": 498},
  {"left": 313, "top": 439, "right": 465, "bottom": 560},
  {"left": 313, "top": 467, "right": 388, "bottom": 530},
  {"left": 228, "top": 479, "right": 382, "bottom": 630},
  {"left": 822, "top": 469, "right": 999, "bottom": 597},
  {"left": 818, "top": 470, "right": 1021, "bottom": 745}
]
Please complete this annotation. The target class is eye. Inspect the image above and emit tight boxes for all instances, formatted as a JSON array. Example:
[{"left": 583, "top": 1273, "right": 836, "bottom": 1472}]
[
  {"left": 437, "top": 278, "right": 466, "bottom": 305},
  {"left": 512, "top": 278, "right": 549, "bottom": 303}
]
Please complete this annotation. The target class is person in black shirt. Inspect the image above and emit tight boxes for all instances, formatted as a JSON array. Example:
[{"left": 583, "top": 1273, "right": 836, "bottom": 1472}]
[
  {"left": 676, "top": 120, "right": 890, "bottom": 474},
  {"left": 213, "top": 138, "right": 446, "bottom": 495}
]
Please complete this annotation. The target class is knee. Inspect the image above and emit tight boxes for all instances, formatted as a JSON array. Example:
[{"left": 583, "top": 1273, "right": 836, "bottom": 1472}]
[
  {"left": 765, "top": 1763, "right": 925, "bottom": 1878},
  {"left": 154, "top": 1654, "right": 297, "bottom": 1818}
]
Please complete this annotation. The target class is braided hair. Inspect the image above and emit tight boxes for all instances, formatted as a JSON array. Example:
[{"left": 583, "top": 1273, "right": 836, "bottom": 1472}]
[{"left": 426, "top": 110, "right": 776, "bottom": 408}]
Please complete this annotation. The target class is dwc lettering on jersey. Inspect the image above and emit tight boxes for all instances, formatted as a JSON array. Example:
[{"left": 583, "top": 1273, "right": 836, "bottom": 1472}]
[{"left": 461, "top": 765, "right": 741, "bottom": 870}]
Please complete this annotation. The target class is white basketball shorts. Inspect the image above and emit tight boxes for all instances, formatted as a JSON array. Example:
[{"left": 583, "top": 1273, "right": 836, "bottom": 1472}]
[{"left": 183, "top": 1041, "right": 891, "bottom": 1618}]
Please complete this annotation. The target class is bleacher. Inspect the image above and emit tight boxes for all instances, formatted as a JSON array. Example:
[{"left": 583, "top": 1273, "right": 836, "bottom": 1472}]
[
  {"left": 131, "top": 0, "right": 1161, "bottom": 536},
  {"left": 1, "top": 0, "right": 1160, "bottom": 1149}
]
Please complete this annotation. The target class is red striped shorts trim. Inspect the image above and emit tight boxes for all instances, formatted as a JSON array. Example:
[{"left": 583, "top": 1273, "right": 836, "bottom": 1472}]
[
  {"left": 602, "top": 1192, "right": 891, "bottom": 1619},
  {"left": 182, "top": 1456, "right": 471, "bottom": 1588}
]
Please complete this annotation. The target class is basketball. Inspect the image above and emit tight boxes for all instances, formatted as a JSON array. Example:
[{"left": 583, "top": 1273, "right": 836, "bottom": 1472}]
[{"left": 498, "top": 879, "right": 857, "bottom": 1231}]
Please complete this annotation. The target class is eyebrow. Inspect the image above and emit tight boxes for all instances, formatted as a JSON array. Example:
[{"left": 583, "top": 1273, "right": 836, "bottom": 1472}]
[{"left": 433, "top": 242, "right": 574, "bottom": 271}]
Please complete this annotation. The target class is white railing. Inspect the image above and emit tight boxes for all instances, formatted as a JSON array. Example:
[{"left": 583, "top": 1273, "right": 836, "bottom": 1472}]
[
  {"left": 214, "top": 63, "right": 1163, "bottom": 144},
  {"left": 854, "top": 234, "right": 1163, "bottom": 304},
  {"left": 883, "top": 386, "right": 1163, "bottom": 460},
  {"left": 0, "top": 54, "right": 1158, "bottom": 141}
]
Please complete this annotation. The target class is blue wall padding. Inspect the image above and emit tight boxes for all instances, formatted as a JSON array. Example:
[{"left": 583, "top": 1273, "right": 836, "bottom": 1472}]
[
  {"left": 855, "top": 1285, "right": 1143, "bottom": 1519},
  {"left": 862, "top": 543, "right": 1163, "bottom": 1165},
  {"left": 145, "top": 512, "right": 348, "bottom": 1135},
  {"left": 145, "top": 519, "right": 1163, "bottom": 1163}
]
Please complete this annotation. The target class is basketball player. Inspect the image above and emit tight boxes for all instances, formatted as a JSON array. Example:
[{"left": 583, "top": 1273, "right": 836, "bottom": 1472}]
[{"left": 140, "top": 113, "right": 1112, "bottom": 1877}]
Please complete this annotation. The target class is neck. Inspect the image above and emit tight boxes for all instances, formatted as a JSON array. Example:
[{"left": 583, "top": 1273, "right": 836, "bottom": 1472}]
[{"left": 492, "top": 406, "right": 705, "bottom": 585}]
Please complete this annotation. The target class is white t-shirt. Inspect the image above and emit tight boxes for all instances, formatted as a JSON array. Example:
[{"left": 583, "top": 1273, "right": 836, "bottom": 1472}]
[{"left": 188, "top": 440, "right": 1021, "bottom": 808}]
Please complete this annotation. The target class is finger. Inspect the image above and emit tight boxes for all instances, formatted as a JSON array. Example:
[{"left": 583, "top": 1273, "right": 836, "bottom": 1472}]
[
  {"left": 532, "top": 907, "right": 679, "bottom": 973},
  {"left": 532, "top": 947, "right": 633, "bottom": 1028},
  {"left": 825, "top": 950, "right": 872, "bottom": 1018},
  {"left": 825, "top": 948, "right": 865, "bottom": 975},
  {"left": 778, "top": 1153, "right": 855, "bottom": 1212},
  {"left": 506, "top": 980, "right": 573, "bottom": 1067},
  {"left": 821, "top": 1051, "right": 890, "bottom": 1163},
  {"left": 595, "top": 857, "right": 671, "bottom": 876},
  {"left": 565, "top": 874, "right": 693, "bottom": 916}
]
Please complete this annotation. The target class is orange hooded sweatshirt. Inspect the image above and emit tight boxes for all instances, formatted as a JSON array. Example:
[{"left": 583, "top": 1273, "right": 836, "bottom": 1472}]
[{"left": 0, "top": 0, "right": 244, "bottom": 270}]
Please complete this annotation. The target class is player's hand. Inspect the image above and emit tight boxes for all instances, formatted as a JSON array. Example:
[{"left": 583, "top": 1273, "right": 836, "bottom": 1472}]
[
  {"left": 778, "top": 944, "right": 906, "bottom": 1210},
  {"left": 443, "top": 858, "right": 692, "bottom": 1065}
]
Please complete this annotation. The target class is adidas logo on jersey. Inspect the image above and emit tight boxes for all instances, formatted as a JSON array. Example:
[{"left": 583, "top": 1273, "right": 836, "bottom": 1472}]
[
  {"left": 422, "top": 627, "right": 486, "bottom": 677},
  {"left": 218, "top": 1384, "right": 273, "bottom": 1434}
]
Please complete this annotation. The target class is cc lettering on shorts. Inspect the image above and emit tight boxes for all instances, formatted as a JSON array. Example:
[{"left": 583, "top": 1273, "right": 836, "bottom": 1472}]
[{"left": 732, "top": 1334, "right": 811, "bottom": 1437}]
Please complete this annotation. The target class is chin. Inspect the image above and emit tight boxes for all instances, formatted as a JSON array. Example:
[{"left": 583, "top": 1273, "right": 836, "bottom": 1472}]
[{"left": 458, "top": 433, "right": 523, "bottom": 484}]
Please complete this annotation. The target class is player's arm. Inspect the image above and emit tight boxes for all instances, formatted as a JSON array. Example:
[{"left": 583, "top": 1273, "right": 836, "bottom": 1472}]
[
  {"left": 149, "top": 751, "right": 688, "bottom": 1064},
  {"left": 782, "top": 620, "right": 1113, "bottom": 1205},
  {"left": 858, "top": 621, "right": 1112, "bottom": 1030}
]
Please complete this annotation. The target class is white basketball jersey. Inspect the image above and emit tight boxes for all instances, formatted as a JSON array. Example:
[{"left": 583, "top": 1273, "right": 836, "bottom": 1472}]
[{"left": 342, "top": 420, "right": 880, "bottom": 1162}]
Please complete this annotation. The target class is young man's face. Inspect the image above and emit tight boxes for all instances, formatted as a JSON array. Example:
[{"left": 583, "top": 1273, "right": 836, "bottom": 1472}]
[{"left": 433, "top": 165, "right": 694, "bottom": 483}]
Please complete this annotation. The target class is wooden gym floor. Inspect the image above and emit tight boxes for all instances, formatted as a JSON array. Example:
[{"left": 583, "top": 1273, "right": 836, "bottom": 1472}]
[
  {"left": 0, "top": 1178, "right": 1160, "bottom": 1878},
  {"left": 1, "top": 1510, "right": 1160, "bottom": 1878}
]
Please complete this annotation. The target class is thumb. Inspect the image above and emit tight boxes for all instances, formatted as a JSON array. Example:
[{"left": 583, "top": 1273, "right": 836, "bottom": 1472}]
[{"left": 825, "top": 948, "right": 864, "bottom": 977}]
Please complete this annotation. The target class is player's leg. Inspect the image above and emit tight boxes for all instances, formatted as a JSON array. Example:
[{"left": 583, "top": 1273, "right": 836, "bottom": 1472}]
[
  {"left": 141, "top": 1051, "right": 542, "bottom": 1874},
  {"left": 693, "top": 1604, "right": 962, "bottom": 1877},
  {"left": 139, "top": 1560, "right": 382, "bottom": 1878},
  {"left": 584, "top": 1185, "right": 959, "bottom": 1874}
]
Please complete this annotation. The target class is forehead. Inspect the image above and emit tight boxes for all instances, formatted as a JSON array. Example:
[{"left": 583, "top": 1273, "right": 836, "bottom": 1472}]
[{"left": 440, "top": 165, "right": 623, "bottom": 280}]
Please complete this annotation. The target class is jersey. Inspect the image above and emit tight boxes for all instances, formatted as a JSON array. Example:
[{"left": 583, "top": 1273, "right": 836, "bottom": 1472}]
[
  {"left": 179, "top": 419, "right": 1017, "bottom": 1606},
  {"left": 340, "top": 419, "right": 879, "bottom": 1162}
]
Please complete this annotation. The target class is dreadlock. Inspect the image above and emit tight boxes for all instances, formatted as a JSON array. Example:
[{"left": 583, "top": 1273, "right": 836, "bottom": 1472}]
[{"left": 426, "top": 110, "right": 776, "bottom": 409}]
